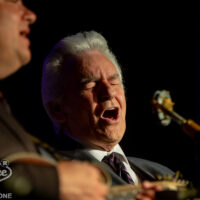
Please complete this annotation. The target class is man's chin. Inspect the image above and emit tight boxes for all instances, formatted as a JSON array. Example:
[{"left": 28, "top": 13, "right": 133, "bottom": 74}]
[
  {"left": 99, "top": 129, "right": 124, "bottom": 143},
  {"left": 13, "top": 54, "right": 30, "bottom": 74},
  {"left": 0, "top": 52, "right": 31, "bottom": 80},
  {"left": 20, "top": 52, "right": 31, "bottom": 66}
]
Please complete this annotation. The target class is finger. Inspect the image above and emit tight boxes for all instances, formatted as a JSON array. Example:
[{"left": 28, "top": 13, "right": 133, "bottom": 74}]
[
  {"left": 142, "top": 181, "right": 163, "bottom": 191},
  {"left": 142, "top": 181, "right": 154, "bottom": 188},
  {"left": 154, "top": 184, "right": 163, "bottom": 191},
  {"left": 140, "top": 189, "right": 156, "bottom": 197}
]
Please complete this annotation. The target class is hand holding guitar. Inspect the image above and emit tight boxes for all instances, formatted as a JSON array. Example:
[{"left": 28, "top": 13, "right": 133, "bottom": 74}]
[{"left": 136, "top": 181, "right": 163, "bottom": 200}]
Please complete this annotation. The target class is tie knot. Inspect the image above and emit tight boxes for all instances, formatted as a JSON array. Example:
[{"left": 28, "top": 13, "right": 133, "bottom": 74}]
[
  {"left": 102, "top": 152, "right": 134, "bottom": 184},
  {"left": 102, "top": 152, "right": 122, "bottom": 172}
]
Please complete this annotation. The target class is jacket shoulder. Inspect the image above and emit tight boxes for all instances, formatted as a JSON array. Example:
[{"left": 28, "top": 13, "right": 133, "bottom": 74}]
[{"left": 128, "top": 156, "right": 175, "bottom": 179}]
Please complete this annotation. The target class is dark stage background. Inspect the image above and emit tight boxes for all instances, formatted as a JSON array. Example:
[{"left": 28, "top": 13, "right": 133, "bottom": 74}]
[{"left": 1, "top": 2, "right": 200, "bottom": 185}]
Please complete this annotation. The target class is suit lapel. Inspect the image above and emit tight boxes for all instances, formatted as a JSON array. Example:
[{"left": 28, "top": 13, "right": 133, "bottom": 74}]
[
  {"left": 56, "top": 134, "right": 155, "bottom": 184},
  {"left": 60, "top": 148, "right": 127, "bottom": 186},
  {"left": 128, "top": 157, "right": 156, "bottom": 181}
]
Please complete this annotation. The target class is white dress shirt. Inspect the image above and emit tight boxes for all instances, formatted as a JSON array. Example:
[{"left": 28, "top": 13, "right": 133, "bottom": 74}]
[{"left": 86, "top": 144, "right": 140, "bottom": 184}]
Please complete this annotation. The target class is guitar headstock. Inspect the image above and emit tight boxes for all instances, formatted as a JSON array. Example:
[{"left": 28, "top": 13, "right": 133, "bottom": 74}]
[
  {"left": 152, "top": 90, "right": 200, "bottom": 138},
  {"left": 152, "top": 90, "right": 175, "bottom": 126},
  {"left": 155, "top": 171, "right": 190, "bottom": 190}
]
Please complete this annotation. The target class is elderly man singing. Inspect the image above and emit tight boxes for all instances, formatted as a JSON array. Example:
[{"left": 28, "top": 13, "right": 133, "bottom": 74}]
[{"left": 42, "top": 31, "right": 174, "bottom": 199}]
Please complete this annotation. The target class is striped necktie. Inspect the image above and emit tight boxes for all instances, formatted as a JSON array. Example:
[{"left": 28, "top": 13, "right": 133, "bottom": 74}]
[{"left": 102, "top": 152, "right": 134, "bottom": 184}]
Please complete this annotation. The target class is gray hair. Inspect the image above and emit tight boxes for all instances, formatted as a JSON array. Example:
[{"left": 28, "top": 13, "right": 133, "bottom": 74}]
[{"left": 42, "top": 31, "right": 124, "bottom": 107}]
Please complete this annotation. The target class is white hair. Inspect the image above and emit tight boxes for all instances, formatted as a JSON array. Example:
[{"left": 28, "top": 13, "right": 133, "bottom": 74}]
[{"left": 41, "top": 31, "right": 124, "bottom": 118}]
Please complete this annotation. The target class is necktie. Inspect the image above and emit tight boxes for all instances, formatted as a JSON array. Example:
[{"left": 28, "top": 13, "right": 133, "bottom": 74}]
[{"left": 102, "top": 152, "right": 134, "bottom": 184}]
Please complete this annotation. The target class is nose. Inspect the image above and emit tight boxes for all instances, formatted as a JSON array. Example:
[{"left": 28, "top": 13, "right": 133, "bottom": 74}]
[
  {"left": 23, "top": 6, "right": 37, "bottom": 25},
  {"left": 98, "top": 81, "right": 116, "bottom": 102}
]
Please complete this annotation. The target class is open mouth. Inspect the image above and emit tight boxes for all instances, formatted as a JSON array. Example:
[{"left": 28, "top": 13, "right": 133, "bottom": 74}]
[
  {"left": 101, "top": 107, "right": 119, "bottom": 121},
  {"left": 20, "top": 28, "right": 29, "bottom": 36},
  {"left": 20, "top": 29, "right": 30, "bottom": 38},
  {"left": 19, "top": 30, "right": 30, "bottom": 46}
]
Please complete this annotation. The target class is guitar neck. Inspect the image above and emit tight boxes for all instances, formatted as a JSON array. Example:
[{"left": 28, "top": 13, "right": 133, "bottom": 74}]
[{"left": 107, "top": 181, "right": 190, "bottom": 200}]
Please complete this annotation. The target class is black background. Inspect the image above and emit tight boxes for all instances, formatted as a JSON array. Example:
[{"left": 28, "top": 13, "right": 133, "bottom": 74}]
[{"left": 1, "top": 2, "right": 200, "bottom": 185}]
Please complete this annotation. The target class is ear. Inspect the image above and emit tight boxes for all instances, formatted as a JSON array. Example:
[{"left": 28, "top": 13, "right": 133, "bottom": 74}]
[{"left": 45, "top": 101, "right": 66, "bottom": 124}]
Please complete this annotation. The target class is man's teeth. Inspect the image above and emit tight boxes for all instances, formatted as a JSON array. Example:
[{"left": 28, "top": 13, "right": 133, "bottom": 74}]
[{"left": 107, "top": 108, "right": 115, "bottom": 110}]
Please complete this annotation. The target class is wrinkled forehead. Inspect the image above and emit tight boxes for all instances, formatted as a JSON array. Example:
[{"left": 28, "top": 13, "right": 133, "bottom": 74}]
[{"left": 74, "top": 51, "right": 119, "bottom": 78}]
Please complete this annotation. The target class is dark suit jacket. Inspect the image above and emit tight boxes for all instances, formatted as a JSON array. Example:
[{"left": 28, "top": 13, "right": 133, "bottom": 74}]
[
  {"left": 0, "top": 103, "right": 59, "bottom": 199},
  {"left": 55, "top": 134, "right": 175, "bottom": 186}
]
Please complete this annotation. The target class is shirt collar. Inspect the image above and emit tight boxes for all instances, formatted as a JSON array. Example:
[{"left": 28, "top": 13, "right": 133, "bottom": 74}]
[
  {"left": 87, "top": 144, "right": 129, "bottom": 164},
  {"left": 62, "top": 132, "right": 129, "bottom": 164}
]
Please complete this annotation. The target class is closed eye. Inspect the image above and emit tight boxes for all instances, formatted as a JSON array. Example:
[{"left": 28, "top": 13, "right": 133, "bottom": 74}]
[
  {"left": 110, "top": 80, "right": 120, "bottom": 85},
  {"left": 82, "top": 82, "right": 96, "bottom": 90},
  {"left": 109, "top": 77, "right": 121, "bottom": 85}
]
